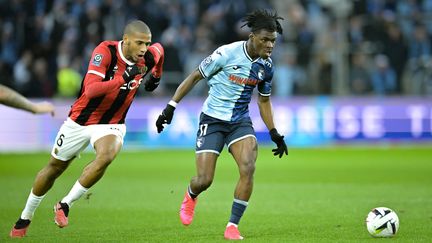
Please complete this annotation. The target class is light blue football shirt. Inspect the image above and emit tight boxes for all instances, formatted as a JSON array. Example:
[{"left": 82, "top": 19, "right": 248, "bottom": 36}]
[{"left": 198, "top": 41, "right": 274, "bottom": 122}]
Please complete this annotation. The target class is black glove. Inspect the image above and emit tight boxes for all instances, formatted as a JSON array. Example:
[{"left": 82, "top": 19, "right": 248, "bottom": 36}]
[
  {"left": 144, "top": 75, "right": 160, "bottom": 91},
  {"left": 156, "top": 104, "right": 175, "bottom": 133},
  {"left": 269, "top": 128, "right": 288, "bottom": 158},
  {"left": 122, "top": 65, "right": 141, "bottom": 82}
]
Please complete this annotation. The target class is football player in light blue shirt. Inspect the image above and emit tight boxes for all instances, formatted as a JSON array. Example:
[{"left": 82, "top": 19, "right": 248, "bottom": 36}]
[
  {"left": 156, "top": 9, "right": 288, "bottom": 240},
  {"left": 198, "top": 40, "right": 274, "bottom": 122}
]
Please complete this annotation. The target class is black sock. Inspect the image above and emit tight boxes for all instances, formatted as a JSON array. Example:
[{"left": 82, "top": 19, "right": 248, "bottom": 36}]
[
  {"left": 59, "top": 202, "right": 70, "bottom": 217},
  {"left": 188, "top": 186, "right": 198, "bottom": 199},
  {"left": 14, "top": 218, "right": 31, "bottom": 229}
]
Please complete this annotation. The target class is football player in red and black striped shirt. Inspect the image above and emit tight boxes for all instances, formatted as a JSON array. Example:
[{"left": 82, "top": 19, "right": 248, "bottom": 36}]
[{"left": 10, "top": 20, "right": 164, "bottom": 238}]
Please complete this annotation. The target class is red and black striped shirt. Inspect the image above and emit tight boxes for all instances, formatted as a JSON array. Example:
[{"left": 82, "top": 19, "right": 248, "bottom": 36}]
[{"left": 68, "top": 40, "right": 164, "bottom": 125}]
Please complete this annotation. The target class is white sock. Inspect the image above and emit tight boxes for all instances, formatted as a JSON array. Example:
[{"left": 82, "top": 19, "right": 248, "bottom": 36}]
[
  {"left": 61, "top": 181, "right": 89, "bottom": 208},
  {"left": 227, "top": 222, "right": 238, "bottom": 227},
  {"left": 21, "top": 190, "right": 45, "bottom": 220}
]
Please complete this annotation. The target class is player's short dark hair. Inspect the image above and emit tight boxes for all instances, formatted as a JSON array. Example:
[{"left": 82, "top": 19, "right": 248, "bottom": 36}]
[
  {"left": 124, "top": 20, "right": 151, "bottom": 35},
  {"left": 241, "top": 9, "right": 283, "bottom": 34}
]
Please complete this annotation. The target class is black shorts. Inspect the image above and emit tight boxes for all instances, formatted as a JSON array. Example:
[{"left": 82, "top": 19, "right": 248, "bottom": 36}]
[{"left": 195, "top": 113, "right": 256, "bottom": 154}]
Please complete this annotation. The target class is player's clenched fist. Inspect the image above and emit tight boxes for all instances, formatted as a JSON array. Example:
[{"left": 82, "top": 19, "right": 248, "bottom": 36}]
[
  {"left": 144, "top": 75, "right": 160, "bottom": 91},
  {"left": 269, "top": 128, "right": 288, "bottom": 158},
  {"left": 122, "top": 65, "right": 141, "bottom": 83},
  {"left": 155, "top": 103, "right": 175, "bottom": 133}
]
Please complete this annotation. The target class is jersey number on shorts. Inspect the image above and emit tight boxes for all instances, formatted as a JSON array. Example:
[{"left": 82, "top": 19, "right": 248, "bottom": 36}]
[
  {"left": 56, "top": 134, "right": 65, "bottom": 147},
  {"left": 199, "top": 124, "right": 208, "bottom": 137}
]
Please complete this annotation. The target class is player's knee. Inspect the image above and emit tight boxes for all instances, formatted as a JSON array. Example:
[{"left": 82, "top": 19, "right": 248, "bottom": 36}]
[
  {"left": 197, "top": 175, "right": 213, "bottom": 190},
  {"left": 37, "top": 164, "right": 64, "bottom": 181},
  {"left": 46, "top": 160, "right": 68, "bottom": 176},
  {"left": 240, "top": 159, "right": 255, "bottom": 178},
  {"left": 96, "top": 151, "right": 117, "bottom": 166}
]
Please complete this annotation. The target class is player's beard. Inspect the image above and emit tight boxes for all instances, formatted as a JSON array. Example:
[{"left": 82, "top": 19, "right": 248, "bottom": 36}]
[
  {"left": 264, "top": 46, "right": 274, "bottom": 58},
  {"left": 124, "top": 54, "right": 135, "bottom": 63},
  {"left": 260, "top": 50, "right": 271, "bottom": 59}
]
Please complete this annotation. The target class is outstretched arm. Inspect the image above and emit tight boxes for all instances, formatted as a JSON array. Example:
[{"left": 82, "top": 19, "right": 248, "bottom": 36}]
[
  {"left": 257, "top": 95, "right": 288, "bottom": 158},
  {"left": 155, "top": 69, "right": 203, "bottom": 133},
  {"left": 0, "top": 84, "right": 55, "bottom": 116},
  {"left": 172, "top": 69, "right": 203, "bottom": 103}
]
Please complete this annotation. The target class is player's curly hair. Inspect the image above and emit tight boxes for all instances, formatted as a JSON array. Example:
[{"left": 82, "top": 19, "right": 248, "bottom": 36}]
[{"left": 241, "top": 9, "right": 283, "bottom": 34}]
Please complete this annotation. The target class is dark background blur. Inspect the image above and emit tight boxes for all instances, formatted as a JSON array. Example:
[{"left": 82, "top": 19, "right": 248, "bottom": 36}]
[{"left": 1, "top": 0, "right": 432, "bottom": 98}]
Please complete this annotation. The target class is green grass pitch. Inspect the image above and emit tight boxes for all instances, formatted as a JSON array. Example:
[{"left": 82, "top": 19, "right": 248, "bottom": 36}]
[{"left": 0, "top": 147, "right": 431, "bottom": 242}]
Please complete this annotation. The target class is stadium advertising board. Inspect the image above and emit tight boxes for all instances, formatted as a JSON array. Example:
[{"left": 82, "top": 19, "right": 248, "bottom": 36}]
[{"left": 0, "top": 97, "right": 431, "bottom": 151}]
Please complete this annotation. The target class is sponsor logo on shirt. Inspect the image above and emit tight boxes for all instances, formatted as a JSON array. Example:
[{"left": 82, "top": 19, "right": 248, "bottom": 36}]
[
  {"left": 120, "top": 78, "right": 143, "bottom": 90},
  {"left": 228, "top": 74, "right": 259, "bottom": 86}
]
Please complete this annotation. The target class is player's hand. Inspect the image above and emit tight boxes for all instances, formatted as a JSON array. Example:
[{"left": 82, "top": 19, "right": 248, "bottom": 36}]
[
  {"left": 144, "top": 75, "right": 160, "bottom": 92},
  {"left": 122, "top": 65, "right": 141, "bottom": 82},
  {"left": 156, "top": 104, "right": 175, "bottom": 133},
  {"left": 33, "top": 101, "right": 55, "bottom": 116},
  {"left": 269, "top": 128, "right": 288, "bottom": 158}
]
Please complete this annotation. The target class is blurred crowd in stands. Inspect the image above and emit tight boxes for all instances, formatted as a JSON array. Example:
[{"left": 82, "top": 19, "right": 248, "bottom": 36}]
[{"left": 1, "top": 0, "right": 432, "bottom": 98}]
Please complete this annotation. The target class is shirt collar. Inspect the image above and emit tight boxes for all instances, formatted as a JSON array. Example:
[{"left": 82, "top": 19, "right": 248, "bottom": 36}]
[
  {"left": 118, "top": 41, "right": 134, "bottom": 66},
  {"left": 243, "top": 41, "right": 260, "bottom": 63}
]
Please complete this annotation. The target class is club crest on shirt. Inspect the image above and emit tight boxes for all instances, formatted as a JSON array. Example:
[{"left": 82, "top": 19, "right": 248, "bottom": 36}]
[
  {"left": 140, "top": 65, "right": 148, "bottom": 74},
  {"left": 92, "top": 54, "right": 103, "bottom": 66}
]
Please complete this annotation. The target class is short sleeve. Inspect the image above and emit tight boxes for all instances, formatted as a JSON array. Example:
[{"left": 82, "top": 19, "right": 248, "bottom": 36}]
[
  {"left": 87, "top": 44, "right": 111, "bottom": 79},
  {"left": 258, "top": 64, "right": 274, "bottom": 96},
  {"left": 198, "top": 47, "right": 227, "bottom": 78}
]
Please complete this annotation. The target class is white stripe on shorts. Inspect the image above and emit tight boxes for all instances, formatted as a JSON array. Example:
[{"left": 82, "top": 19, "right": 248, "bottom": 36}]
[
  {"left": 227, "top": 134, "right": 256, "bottom": 150},
  {"left": 196, "top": 149, "right": 220, "bottom": 155}
]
